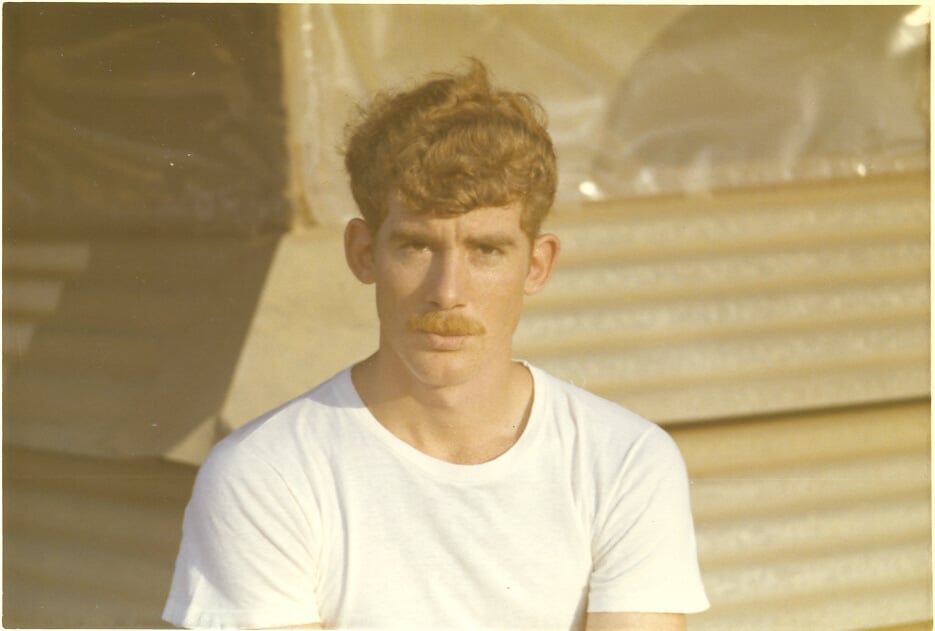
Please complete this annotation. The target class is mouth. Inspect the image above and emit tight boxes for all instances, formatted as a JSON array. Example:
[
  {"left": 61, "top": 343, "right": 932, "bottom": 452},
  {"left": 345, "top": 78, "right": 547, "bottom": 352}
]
[{"left": 419, "top": 331, "right": 473, "bottom": 351}]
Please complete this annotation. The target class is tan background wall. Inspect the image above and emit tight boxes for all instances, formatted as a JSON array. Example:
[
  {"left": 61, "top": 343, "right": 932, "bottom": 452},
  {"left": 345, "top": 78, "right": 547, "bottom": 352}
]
[{"left": 3, "top": 446, "right": 197, "bottom": 628}]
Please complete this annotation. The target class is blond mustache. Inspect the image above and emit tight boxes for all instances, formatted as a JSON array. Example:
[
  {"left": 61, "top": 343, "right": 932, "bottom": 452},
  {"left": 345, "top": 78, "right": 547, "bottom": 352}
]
[{"left": 408, "top": 311, "right": 486, "bottom": 336}]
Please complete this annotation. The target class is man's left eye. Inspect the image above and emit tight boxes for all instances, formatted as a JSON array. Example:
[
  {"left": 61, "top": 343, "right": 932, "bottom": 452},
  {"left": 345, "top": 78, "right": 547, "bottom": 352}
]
[{"left": 477, "top": 245, "right": 501, "bottom": 256}]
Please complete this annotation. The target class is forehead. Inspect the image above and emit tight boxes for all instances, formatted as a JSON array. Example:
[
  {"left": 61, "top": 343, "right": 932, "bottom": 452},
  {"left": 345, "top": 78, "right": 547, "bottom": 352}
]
[{"left": 382, "top": 197, "right": 525, "bottom": 234}]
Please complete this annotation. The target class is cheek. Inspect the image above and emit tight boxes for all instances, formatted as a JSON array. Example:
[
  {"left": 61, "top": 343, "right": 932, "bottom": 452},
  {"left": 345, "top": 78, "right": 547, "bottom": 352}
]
[
  {"left": 374, "top": 266, "right": 424, "bottom": 321},
  {"left": 483, "top": 278, "right": 527, "bottom": 325}
]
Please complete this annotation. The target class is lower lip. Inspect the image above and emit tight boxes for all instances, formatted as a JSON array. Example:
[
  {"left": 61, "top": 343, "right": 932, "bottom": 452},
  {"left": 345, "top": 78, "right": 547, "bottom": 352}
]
[{"left": 421, "top": 332, "right": 472, "bottom": 351}]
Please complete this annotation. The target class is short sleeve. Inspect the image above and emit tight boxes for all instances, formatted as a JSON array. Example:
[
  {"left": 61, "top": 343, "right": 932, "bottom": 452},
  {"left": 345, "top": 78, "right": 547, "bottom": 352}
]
[
  {"left": 163, "top": 440, "right": 322, "bottom": 628},
  {"left": 587, "top": 425, "right": 710, "bottom": 614}
]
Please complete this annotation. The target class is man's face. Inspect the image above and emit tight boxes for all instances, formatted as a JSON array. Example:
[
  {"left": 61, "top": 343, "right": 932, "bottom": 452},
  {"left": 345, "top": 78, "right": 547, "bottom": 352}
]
[{"left": 352, "top": 198, "right": 554, "bottom": 389}]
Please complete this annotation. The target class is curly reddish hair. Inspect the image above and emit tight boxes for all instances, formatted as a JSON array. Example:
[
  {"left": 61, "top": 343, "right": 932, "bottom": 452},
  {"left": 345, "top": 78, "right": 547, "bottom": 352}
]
[{"left": 343, "top": 59, "right": 557, "bottom": 238}]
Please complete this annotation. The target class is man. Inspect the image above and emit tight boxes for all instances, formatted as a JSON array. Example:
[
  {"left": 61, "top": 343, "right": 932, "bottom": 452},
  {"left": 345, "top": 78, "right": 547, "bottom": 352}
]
[{"left": 163, "top": 60, "right": 709, "bottom": 630}]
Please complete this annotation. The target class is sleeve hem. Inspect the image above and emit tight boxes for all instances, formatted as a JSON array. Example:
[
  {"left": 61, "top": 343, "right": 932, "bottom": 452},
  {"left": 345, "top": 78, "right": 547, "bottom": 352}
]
[
  {"left": 587, "top": 588, "right": 710, "bottom": 615},
  {"left": 162, "top": 598, "right": 322, "bottom": 629}
]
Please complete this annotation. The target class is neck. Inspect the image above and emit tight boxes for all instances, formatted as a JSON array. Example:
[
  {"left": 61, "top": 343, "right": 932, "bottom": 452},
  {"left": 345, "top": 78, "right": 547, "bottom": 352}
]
[{"left": 351, "top": 352, "right": 533, "bottom": 464}]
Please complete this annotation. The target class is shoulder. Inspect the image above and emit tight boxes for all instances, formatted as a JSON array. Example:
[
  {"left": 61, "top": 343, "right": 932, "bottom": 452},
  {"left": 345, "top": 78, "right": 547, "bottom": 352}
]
[
  {"left": 530, "top": 364, "right": 660, "bottom": 439},
  {"left": 529, "top": 363, "right": 685, "bottom": 469},
  {"left": 201, "top": 368, "right": 356, "bottom": 482}
]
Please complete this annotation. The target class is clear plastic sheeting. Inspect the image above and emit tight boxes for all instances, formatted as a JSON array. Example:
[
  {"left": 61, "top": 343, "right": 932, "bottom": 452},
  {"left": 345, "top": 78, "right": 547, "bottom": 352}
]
[
  {"left": 280, "top": 5, "right": 929, "bottom": 226},
  {"left": 280, "top": 4, "right": 686, "bottom": 226},
  {"left": 592, "top": 5, "right": 930, "bottom": 198}
]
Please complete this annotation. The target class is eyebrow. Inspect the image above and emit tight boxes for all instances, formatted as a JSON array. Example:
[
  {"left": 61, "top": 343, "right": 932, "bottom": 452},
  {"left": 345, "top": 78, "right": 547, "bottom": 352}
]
[
  {"left": 388, "top": 226, "right": 518, "bottom": 249},
  {"left": 388, "top": 226, "right": 435, "bottom": 245},
  {"left": 464, "top": 234, "right": 518, "bottom": 249}
]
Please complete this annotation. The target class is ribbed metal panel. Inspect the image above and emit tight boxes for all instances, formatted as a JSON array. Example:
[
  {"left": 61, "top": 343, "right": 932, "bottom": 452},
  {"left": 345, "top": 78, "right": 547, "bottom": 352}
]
[
  {"left": 674, "top": 400, "right": 931, "bottom": 630},
  {"left": 2, "top": 446, "right": 197, "bottom": 628},
  {"left": 3, "top": 410, "right": 927, "bottom": 630},
  {"left": 515, "top": 174, "right": 932, "bottom": 629},
  {"left": 4, "top": 174, "right": 927, "bottom": 629},
  {"left": 2, "top": 237, "right": 279, "bottom": 463},
  {"left": 518, "top": 174, "right": 929, "bottom": 423}
]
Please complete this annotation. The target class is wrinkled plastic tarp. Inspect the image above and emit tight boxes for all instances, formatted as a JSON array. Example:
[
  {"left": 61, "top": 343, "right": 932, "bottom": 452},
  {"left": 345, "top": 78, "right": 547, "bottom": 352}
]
[
  {"left": 3, "top": 4, "right": 290, "bottom": 237},
  {"left": 593, "top": 5, "right": 930, "bottom": 198},
  {"left": 281, "top": 4, "right": 929, "bottom": 225}
]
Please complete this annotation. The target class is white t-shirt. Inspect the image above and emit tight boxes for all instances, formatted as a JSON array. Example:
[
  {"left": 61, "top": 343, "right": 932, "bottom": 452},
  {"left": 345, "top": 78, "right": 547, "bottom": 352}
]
[{"left": 163, "top": 363, "right": 709, "bottom": 629}]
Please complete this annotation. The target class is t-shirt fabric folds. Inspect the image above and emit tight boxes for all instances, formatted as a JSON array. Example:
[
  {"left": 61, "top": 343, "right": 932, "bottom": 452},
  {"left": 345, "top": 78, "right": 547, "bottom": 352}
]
[{"left": 163, "top": 363, "right": 709, "bottom": 629}]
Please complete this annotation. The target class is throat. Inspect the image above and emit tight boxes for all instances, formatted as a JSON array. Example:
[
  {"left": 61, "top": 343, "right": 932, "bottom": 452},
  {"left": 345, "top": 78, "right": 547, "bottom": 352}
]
[
  {"left": 413, "top": 410, "right": 530, "bottom": 465},
  {"left": 352, "top": 358, "right": 535, "bottom": 465}
]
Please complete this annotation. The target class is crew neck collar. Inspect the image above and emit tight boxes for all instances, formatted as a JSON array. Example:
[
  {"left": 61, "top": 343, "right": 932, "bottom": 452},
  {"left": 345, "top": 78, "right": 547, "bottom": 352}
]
[{"left": 337, "top": 360, "right": 544, "bottom": 485}]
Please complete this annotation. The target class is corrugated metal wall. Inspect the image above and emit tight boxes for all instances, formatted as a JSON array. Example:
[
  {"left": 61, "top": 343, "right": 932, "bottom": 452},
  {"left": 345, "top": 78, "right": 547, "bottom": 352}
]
[
  {"left": 676, "top": 401, "right": 931, "bottom": 630},
  {"left": 3, "top": 446, "right": 196, "bottom": 628},
  {"left": 516, "top": 173, "right": 932, "bottom": 629},
  {"left": 3, "top": 406, "right": 927, "bottom": 630},
  {"left": 2, "top": 237, "right": 279, "bottom": 464},
  {"left": 517, "top": 174, "right": 930, "bottom": 424},
  {"left": 3, "top": 174, "right": 931, "bottom": 628}
]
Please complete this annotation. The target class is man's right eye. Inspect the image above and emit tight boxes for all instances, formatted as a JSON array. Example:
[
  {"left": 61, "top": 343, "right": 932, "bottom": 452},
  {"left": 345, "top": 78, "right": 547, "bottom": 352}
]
[{"left": 403, "top": 241, "right": 430, "bottom": 252}]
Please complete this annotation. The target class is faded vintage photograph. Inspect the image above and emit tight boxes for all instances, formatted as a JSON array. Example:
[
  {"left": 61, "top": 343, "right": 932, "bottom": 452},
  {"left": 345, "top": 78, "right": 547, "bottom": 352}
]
[{"left": 2, "top": 4, "right": 931, "bottom": 630}]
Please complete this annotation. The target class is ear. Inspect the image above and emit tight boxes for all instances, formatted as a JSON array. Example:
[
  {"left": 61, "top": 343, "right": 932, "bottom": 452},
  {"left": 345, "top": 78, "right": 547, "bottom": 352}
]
[
  {"left": 524, "top": 233, "right": 560, "bottom": 296},
  {"left": 344, "top": 218, "right": 376, "bottom": 284}
]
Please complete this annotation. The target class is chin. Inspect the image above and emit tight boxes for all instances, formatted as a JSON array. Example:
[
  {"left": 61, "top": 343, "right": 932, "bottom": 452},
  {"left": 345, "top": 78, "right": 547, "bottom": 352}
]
[{"left": 402, "top": 351, "right": 481, "bottom": 389}]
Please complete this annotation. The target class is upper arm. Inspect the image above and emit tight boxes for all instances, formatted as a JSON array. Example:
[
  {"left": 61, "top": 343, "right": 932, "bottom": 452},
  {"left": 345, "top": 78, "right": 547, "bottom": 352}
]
[
  {"left": 164, "top": 444, "right": 324, "bottom": 628},
  {"left": 586, "top": 612, "right": 686, "bottom": 631},
  {"left": 588, "top": 426, "right": 709, "bottom": 615}
]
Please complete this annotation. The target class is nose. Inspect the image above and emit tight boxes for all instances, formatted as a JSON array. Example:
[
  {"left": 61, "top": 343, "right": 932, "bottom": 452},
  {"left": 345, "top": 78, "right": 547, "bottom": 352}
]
[{"left": 426, "top": 248, "right": 467, "bottom": 310}]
